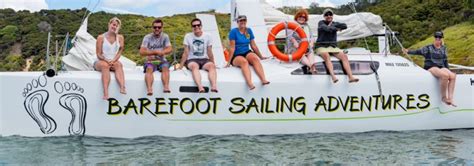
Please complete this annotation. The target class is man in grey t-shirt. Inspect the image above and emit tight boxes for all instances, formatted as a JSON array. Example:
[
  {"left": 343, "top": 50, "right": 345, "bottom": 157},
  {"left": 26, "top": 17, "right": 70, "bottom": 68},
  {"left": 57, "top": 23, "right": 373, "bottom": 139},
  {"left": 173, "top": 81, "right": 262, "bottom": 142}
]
[
  {"left": 177, "top": 18, "right": 217, "bottom": 93},
  {"left": 139, "top": 19, "right": 173, "bottom": 95}
]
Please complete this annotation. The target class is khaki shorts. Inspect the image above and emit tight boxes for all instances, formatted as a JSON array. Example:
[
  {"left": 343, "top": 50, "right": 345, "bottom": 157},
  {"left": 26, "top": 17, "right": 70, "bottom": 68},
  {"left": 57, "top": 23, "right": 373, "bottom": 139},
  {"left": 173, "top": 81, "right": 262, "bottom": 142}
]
[{"left": 316, "top": 46, "right": 343, "bottom": 54}]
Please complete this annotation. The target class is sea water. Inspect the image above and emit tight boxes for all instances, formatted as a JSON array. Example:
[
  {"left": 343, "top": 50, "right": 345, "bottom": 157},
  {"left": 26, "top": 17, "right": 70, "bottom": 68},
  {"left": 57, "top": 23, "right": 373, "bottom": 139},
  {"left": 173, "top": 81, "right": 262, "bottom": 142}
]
[{"left": 0, "top": 129, "right": 473, "bottom": 165}]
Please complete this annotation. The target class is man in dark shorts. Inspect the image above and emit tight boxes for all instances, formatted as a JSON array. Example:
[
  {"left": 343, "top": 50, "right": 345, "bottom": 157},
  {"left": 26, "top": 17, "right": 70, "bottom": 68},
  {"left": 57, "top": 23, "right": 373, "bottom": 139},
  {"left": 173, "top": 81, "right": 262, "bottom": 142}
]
[
  {"left": 139, "top": 19, "right": 173, "bottom": 95},
  {"left": 177, "top": 18, "right": 218, "bottom": 93}
]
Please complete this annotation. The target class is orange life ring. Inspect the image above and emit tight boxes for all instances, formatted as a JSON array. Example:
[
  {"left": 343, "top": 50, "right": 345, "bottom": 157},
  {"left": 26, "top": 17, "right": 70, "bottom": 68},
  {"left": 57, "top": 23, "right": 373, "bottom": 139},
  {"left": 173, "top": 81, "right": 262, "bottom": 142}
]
[{"left": 267, "top": 22, "right": 309, "bottom": 62}]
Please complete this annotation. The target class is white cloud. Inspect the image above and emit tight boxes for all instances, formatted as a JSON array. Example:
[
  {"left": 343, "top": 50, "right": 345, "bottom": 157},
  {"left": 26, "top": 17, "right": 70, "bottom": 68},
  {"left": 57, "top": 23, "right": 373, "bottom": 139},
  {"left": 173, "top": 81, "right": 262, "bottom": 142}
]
[
  {"left": 102, "top": 0, "right": 157, "bottom": 8},
  {"left": 264, "top": 0, "right": 336, "bottom": 8},
  {"left": 101, "top": 7, "right": 139, "bottom": 15},
  {"left": 215, "top": 1, "right": 231, "bottom": 13},
  {"left": 0, "top": 0, "right": 48, "bottom": 11}
]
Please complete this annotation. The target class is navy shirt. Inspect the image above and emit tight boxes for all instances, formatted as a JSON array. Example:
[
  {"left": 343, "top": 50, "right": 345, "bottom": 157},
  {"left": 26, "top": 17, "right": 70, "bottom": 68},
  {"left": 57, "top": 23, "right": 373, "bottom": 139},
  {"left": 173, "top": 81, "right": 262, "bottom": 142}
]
[
  {"left": 229, "top": 27, "right": 255, "bottom": 55},
  {"left": 408, "top": 44, "right": 449, "bottom": 70},
  {"left": 316, "top": 20, "right": 347, "bottom": 48}
]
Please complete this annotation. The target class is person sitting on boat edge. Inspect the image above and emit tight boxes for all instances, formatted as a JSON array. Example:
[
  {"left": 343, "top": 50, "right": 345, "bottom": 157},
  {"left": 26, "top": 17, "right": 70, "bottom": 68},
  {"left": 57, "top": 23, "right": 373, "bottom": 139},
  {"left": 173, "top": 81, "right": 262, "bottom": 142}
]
[
  {"left": 316, "top": 9, "right": 359, "bottom": 83},
  {"left": 140, "top": 19, "right": 173, "bottom": 95},
  {"left": 177, "top": 18, "right": 218, "bottom": 93},
  {"left": 290, "top": 9, "right": 316, "bottom": 74},
  {"left": 403, "top": 31, "right": 456, "bottom": 107},
  {"left": 94, "top": 17, "right": 126, "bottom": 100},
  {"left": 225, "top": 15, "right": 270, "bottom": 90}
]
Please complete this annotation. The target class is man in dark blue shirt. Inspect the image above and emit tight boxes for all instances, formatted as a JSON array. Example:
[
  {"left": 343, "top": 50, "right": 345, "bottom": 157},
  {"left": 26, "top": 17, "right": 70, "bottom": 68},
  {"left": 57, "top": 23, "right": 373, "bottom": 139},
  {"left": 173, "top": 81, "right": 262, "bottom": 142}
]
[{"left": 316, "top": 9, "right": 358, "bottom": 84}]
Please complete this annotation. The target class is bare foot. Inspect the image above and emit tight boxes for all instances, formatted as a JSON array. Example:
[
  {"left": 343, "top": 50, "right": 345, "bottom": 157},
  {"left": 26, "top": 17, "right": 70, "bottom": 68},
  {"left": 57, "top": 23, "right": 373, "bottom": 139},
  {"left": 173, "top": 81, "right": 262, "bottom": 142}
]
[
  {"left": 120, "top": 88, "right": 127, "bottom": 95},
  {"left": 447, "top": 98, "right": 457, "bottom": 107},
  {"left": 249, "top": 85, "right": 256, "bottom": 90},
  {"left": 349, "top": 77, "right": 359, "bottom": 83},
  {"left": 198, "top": 86, "right": 205, "bottom": 93},
  {"left": 103, "top": 95, "right": 109, "bottom": 100}
]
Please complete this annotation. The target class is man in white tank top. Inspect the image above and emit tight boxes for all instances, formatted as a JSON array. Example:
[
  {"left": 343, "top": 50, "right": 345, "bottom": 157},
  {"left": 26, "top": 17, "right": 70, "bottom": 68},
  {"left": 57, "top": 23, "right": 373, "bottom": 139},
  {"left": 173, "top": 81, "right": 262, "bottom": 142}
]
[{"left": 177, "top": 18, "right": 218, "bottom": 93}]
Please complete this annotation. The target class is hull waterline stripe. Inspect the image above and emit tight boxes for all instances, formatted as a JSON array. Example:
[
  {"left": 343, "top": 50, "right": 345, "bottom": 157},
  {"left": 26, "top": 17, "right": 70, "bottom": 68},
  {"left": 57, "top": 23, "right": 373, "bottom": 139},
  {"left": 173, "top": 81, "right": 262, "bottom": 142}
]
[{"left": 167, "top": 108, "right": 474, "bottom": 122}]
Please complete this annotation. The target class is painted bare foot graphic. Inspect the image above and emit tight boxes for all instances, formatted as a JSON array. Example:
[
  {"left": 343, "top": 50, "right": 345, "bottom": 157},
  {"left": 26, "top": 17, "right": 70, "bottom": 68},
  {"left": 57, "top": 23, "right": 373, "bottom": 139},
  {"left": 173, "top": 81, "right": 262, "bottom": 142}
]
[
  {"left": 22, "top": 75, "right": 57, "bottom": 134},
  {"left": 54, "top": 81, "right": 87, "bottom": 136}
]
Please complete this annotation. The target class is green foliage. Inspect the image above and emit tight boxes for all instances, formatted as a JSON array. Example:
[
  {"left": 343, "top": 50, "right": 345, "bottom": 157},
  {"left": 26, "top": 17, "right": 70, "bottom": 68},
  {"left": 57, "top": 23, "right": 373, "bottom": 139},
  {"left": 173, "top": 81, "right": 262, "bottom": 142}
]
[{"left": 0, "top": 54, "right": 25, "bottom": 71}]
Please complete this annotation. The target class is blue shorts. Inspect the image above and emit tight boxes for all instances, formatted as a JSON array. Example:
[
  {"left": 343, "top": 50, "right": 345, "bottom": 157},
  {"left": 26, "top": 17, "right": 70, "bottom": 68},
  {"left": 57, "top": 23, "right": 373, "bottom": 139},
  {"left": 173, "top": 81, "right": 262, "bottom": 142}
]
[{"left": 143, "top": 61, "right": 170, "bottom": 73}]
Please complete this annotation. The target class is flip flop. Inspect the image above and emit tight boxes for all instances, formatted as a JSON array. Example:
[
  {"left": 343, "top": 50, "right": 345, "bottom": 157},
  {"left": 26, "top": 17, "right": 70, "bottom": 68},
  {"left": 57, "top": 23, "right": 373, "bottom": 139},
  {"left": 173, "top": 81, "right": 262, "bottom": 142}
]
[
  {"left": 147, "top": 92, "right": 153, "bottom": 96},
  {"left": 332, "top": 78, "right": 339, "bottom": 83},
  {"left": 249, "top": 86, "right": 256, "bottom": 90},
  {"left": 163, "top": 90, "right": 171, "bottom": 93},
  {"left": 211, "top": 89, "right": 218, "bottom": 93},
  {"left": 262, "top": 81, "right": 270, "bottom": 85}
]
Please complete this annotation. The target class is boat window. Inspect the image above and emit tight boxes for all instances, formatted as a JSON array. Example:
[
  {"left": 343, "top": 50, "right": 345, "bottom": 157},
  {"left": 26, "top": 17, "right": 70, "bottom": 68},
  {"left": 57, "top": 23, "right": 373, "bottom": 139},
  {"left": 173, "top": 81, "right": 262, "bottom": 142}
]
[
  {"left": 179, "top": 86, "right": 209, "bottom": 93},
  {"left": 291, "top": 61, "right": 380, "bottom": 75}
]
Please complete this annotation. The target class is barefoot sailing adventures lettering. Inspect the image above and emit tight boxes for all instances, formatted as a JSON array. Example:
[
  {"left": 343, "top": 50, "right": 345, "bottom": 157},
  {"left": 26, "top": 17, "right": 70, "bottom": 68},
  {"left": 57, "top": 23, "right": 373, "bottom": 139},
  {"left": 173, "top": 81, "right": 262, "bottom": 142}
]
[{"left": 106, "top": 94, "right": 431, "bottom": 117}]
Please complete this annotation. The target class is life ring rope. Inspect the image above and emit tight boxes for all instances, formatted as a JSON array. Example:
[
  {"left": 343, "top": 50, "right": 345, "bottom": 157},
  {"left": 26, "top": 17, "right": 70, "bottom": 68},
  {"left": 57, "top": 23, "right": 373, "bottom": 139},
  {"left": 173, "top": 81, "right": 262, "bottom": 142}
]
[{"left": 267, "top": 22, "right": 309, "bottom": 62}]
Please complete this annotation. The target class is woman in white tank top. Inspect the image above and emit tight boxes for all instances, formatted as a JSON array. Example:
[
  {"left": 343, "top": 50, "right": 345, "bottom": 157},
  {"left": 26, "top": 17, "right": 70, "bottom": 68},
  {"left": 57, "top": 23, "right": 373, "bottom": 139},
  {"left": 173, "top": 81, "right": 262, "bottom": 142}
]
[{"left": 95, "top": 17, "right": 126, "bottom": 100}]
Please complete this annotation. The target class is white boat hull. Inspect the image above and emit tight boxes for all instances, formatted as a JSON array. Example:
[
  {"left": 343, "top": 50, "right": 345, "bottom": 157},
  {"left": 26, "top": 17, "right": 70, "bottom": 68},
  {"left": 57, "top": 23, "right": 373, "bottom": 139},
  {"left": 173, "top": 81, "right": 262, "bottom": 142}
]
[{"left": 1, "top": 56, "right": 473, "bottom": 138}]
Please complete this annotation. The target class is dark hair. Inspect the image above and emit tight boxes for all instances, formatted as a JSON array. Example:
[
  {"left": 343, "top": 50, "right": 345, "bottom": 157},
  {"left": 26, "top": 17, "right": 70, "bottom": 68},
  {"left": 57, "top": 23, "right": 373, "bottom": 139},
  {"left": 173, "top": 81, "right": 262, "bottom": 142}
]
[
  {"left": 191, "top": 18, "right": 201, "bottom": 25},
  {"left": 152, "top": 19, "right": 163, "bottom": 26}
]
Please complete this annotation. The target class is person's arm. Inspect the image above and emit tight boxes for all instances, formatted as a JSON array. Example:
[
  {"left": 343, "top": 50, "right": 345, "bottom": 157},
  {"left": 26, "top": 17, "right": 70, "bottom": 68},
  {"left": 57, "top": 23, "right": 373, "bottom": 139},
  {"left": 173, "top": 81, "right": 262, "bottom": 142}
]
[
  {"left": 160, "top": 34, "right": 173, "bottom": 57},
  {"left": 250, "top": 40, "right": 265, "bottom": 59},
  {"left": 334, "top": 22, "right": 347, "bottom": 31},
  {"left": 139, "top": 47, "right": 160, "bottom": 56},
  {"left": 95, "top": 35, "right": 106, "bottom": 61},
  {"left": 112, "top": 34, "right": 124, "bottom": 63},
  {"left": 226, "top": 40, "right": 235, "bottom": 67},
  {"left": 444, "top": 47, "right": 449, "bottom": 69},
  {"left": 178, "top": 45, "right": 189, "bottom": 69},
  {"left": 318, "top": 21, "right": 337, "bottom": 33},
  {"left": 208, "top": 46, "right": 215, "bottom": 64}
]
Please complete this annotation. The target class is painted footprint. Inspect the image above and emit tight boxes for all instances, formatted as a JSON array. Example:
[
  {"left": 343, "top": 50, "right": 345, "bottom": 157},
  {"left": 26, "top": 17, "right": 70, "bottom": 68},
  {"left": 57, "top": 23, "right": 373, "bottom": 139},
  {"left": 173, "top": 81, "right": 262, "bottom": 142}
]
[
  {"left": 54, "top": 81, "right": 87, "bottom": 136},
  {"left": 22, "top": 75, "right": 57, "bottom": 134}
]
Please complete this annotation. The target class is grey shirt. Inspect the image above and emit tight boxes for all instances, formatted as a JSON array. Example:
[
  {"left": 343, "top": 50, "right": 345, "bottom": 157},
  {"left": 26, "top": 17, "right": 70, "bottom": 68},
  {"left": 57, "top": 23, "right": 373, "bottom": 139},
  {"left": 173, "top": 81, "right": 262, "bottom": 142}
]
[{"left": 141, "top": 33, "right": 171, "bottom": 62}]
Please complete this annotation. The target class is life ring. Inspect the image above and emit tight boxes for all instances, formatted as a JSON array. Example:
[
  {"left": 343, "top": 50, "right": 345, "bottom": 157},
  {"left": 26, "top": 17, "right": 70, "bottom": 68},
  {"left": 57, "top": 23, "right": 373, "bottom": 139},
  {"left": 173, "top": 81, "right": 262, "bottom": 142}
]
[{"left": 267, "top": 22, "right": 309, "bottom": 62}]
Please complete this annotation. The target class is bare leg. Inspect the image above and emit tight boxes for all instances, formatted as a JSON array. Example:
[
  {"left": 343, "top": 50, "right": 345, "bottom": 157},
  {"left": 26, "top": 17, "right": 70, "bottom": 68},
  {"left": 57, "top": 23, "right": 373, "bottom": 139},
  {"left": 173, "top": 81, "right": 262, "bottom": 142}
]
[
  {"left": 334, "top": 52, "right": 358, "bottom": 83},
  {"left": 232, "top": 56, "right": 255, "bottom": 90},
  {"left": 428, "top": 67, "right": 450, "bottom": 105},
  {"left": 203, "top": 62, "right": 218, "bottom": 92},
  {"left": 145, "top": 67, "right": 154, "bottom": 96},
  {"left": 320, "top": 52, "right": 338, "bottom": 83},
  {"left": 246, "top": 53, "right": 269, "bottom": 85},
  {"left": 187, "top": 62, "right": 204, "bottom": 92},
  {"left": 161, "top": 67, "right": 170, "bottom": 93},
  {"left": 95, "top": 61, "right": 111, "bottom": 100},
  {"left": 442, "top": 68, "right": 457, "bottom": 106},
  {"left": 112, "top": 61, "right": 126, "bottom": 94}
]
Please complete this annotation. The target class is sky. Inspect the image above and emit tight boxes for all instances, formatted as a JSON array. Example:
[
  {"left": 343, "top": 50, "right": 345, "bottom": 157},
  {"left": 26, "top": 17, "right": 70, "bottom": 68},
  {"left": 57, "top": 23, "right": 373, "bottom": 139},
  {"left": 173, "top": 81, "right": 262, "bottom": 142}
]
[{"left": 1, "top": 0, "right": 353, "bottom": 17}]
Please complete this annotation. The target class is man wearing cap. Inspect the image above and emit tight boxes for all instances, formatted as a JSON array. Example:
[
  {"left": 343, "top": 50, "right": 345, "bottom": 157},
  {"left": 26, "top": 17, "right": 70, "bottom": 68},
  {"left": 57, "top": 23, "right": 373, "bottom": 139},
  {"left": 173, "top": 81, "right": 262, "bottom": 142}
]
[
  {"left": 403, "top": 31, "right": 456, "bottom": 106},
  {"left": 316, "top": 8, "right": 359, "bottom": 83}
]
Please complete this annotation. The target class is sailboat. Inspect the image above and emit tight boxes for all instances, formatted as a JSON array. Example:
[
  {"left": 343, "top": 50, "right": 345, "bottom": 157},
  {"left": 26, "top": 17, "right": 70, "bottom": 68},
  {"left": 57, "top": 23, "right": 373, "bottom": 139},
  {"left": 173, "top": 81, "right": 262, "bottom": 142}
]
[{"left": 0, "top": 0, "right": 472, "bottom": 138}]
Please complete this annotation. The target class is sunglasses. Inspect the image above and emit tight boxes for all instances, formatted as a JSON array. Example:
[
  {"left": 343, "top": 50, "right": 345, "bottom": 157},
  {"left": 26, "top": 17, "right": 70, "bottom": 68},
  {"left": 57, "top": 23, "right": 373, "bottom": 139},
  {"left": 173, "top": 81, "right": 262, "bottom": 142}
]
[
  {"left": 192, "top": 24, "right": 201, "bottom": 28},
  {"left": 153, "top": 26, "right": 162, "bottom": 29},
  {"left": 324, "top": 13, "right": 333, "bottom": 17}
]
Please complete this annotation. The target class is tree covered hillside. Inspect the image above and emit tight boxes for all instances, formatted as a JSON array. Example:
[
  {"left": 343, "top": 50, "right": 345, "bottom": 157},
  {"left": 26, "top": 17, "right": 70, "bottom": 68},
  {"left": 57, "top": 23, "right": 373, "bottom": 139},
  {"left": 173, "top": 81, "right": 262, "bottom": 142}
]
[{"left": 0, "top": 8, "right": 230, "bottom": 71}]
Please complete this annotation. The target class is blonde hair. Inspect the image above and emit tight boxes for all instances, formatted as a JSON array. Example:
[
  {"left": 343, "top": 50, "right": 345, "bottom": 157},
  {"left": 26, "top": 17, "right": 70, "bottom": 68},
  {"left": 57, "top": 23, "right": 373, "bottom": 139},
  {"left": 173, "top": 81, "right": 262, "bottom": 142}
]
[{"left": 109, "top": 17, "right": 122, "bottom": 34}]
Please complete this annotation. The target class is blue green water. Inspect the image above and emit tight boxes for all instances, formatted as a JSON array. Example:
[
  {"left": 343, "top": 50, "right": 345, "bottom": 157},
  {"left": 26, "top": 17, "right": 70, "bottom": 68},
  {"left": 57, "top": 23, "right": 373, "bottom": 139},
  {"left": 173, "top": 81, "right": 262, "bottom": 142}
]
[{"left": 0, "top": 129, "right": 473, "bottom": 165}]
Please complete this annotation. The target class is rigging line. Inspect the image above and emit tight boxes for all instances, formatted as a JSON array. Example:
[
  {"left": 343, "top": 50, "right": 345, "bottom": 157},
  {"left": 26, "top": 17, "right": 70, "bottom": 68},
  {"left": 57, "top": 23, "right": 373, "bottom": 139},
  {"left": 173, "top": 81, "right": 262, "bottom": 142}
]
[
  {"left": 349, "top": 2, "right": 382, "bottom": 96},
  {"left": 384, "top": 23, "right": 416, "bottom": 66}
]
